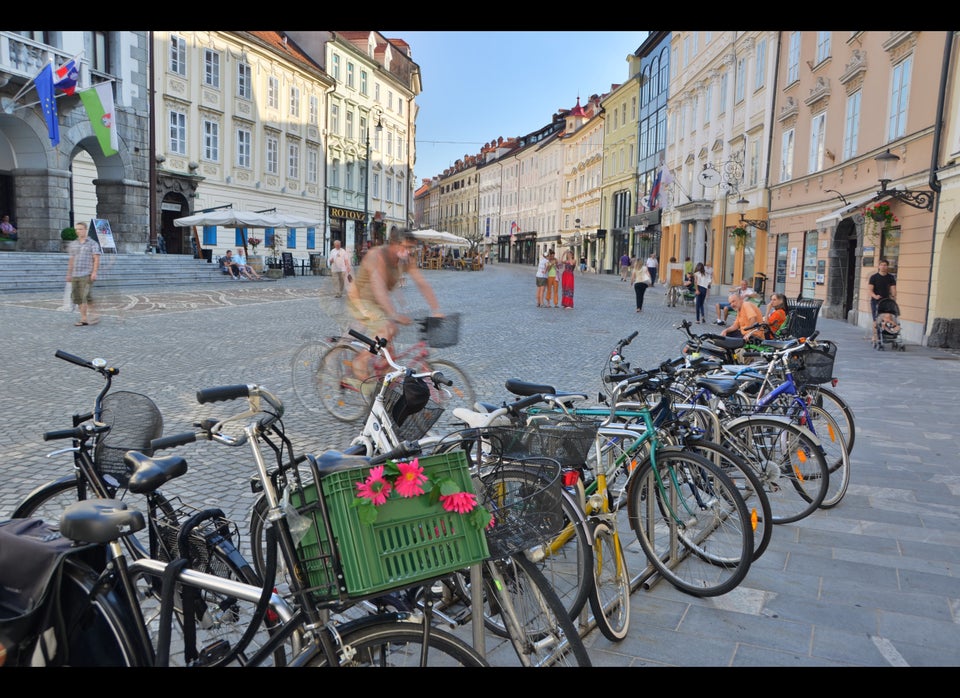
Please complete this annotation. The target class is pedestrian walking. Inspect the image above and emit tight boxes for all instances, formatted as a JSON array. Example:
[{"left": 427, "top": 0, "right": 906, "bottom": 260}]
[
  {"left": 631, "top": 258, "right": 652, "bottom": 312},
  {"left": 328, "top": 238, "right": 352, "bottom": 298},
  {"left": 65, "top": 222, "right": 101, "bottom": 326},
  {"left": 619, "top": 253, "right": 632, "bottom": 282},
  {"left": 868, "top": 258, "right": 896, "bottom": 320},
  {"left": 645, "top": 253, "right": 659, "bottom": 287},
  {"left": 693, "top": 262, "right": 710, "bottom": 324}
]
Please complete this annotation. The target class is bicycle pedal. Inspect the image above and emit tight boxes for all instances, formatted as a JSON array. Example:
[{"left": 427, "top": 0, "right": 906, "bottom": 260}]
[{"left": 197, "top": 639, "right": 231, "bottom": 665}]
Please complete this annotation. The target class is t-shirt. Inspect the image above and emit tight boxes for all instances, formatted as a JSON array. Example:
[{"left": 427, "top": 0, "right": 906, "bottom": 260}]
[
  {"left": 329, "top": 247, "right": 350, "bottom": 273},
  {"left": 868, "top": 272, "right": 896, "bottom": 299},
  {"left": 732, "top": 300, "right": 764, "bottom": 340},
  {"left": 620, "top": 255, "right": 631, "bottom": 268},
  {"left": 536, "top": 255, "right": 549, "bottom": 278},
  {"left": 765, "top": 307, "right": 787, "bottom": 337}
]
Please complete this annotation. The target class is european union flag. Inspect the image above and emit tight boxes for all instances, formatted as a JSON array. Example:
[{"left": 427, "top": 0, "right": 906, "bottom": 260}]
[{"left": 36, "top": 64, "right": 59, "bottom": 147}]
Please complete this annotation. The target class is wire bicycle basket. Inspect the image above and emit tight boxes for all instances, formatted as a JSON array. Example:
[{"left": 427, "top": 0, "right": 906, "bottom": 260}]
[
  {"left": 95, "top": 391, "right": 164, "bottom": 487},
  {"left": 381, "top": 376, "right": 444, "bottom": 441},
  {"left": 477, "top": 455, "right": 564, "bottom": 559},
  {"left": 791, "top": 341, "right": 837, "bottom": 385},
  {"left": 521, "top": 414, "right": 599, "bottom": 467}
]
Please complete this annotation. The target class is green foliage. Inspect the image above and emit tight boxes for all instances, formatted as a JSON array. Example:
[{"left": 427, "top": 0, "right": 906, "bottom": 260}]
[{"left": 60, "top": 227, "right": 77, "bottom": 241}]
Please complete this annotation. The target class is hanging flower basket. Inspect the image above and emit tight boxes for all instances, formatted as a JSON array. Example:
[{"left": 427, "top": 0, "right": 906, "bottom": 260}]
[
  {"left": 731, "top": 227, "right": 749, "bottom": 248},
  {"left": 863, "top": 202, "right": 897, "bottom": 242}
]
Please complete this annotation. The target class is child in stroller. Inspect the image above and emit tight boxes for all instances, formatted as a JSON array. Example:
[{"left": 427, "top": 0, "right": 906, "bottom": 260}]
[{"left": 873, "top": 297, "right": 905, "bottom": 351}]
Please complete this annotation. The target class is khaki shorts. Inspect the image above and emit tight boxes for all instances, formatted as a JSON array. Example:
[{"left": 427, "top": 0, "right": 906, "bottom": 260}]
[
  {"left": 71, "top": 275, "right": 93, "bottom": 305},
  {"left": 535, "top": 277, "right": 547, "bottom": 287},
  {"left": 346, "top": 294, "right": 391, "bottom": 339}
]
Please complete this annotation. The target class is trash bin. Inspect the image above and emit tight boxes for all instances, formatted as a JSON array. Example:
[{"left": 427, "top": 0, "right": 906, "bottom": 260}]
[{"left": 787, "top": 297, "right": 824, "bottom": 339}]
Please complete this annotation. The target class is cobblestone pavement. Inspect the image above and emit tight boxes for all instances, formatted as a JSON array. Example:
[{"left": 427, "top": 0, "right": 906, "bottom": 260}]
[{"left": 2, "top": 263, "right": 958, "bottom": 667}]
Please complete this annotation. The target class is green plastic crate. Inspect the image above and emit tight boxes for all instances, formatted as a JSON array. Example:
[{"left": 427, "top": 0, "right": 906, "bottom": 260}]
[{"left": 295, "top": 450, "right": 489, "bottom": 598}]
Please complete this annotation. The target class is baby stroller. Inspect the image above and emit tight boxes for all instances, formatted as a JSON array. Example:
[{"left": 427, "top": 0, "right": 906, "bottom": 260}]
[{"left": 873, "top": 297, "right": 906, "bottom": 351}]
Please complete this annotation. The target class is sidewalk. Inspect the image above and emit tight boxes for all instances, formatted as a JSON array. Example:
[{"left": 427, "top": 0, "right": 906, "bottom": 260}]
[{"left": 1, "top": 263, "right": 958, "bottom": 666}]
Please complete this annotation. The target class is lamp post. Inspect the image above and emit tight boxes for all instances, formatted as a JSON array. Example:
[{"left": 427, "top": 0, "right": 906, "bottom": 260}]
[
  {"left": 363, "top": 109, "right": 384, "bottom": 248},
  {"left": 735, "top": 197, "right": 769, "bottom": 231},
  {"left": 874, "top": 149, "right": 935, "bottom": 211}
]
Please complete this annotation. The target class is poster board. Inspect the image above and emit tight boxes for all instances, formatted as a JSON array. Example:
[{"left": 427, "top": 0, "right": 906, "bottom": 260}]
[
  {"left": 90, "top": 218, "right": 117, "bottom": 252},
  {"left": 281, "top": 251, "right": 295, "bottom": 277}
]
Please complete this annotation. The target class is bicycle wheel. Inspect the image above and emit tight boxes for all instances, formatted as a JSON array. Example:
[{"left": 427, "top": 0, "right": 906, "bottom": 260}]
[
  {"left": 680, "top": 439, "right": 773, "bottom": 561},
  {"left": 315, "top": 343, "right": 372, "bottom": 422},
  {"left": 138, "top": 501, "right": 289, "bottom": 667},
  {"left": 303, "top": 616, "right": 488, "bottom": 667},
  {"left": 290, "top": 340, "right": 331, "bottom": 414},
  {"left": 627, "top": 448, "right": 754, "bottom": 597},
  {"left": 803, "top": 385, "right": 856, "bottom": 454},
  {"left": 803, "top": 404, "right": 850, "bottom": 509},
  {"left": 416, "top": 358, "right": 477, "bottom": 434},
  {"left": 587, "top": 520, "right": 630, "bottom": 642},
  {"left": 12, "top": 476, "right": 95, "bottom": 521},
  {"left": 721, "top": 416, "right": 829, "bottom": 524},
  {"left": 45, "top": 557, "right": 154, "bottom": 666},
  {"left": 484, "top": 554, "right": 592, "bottom": 667}
]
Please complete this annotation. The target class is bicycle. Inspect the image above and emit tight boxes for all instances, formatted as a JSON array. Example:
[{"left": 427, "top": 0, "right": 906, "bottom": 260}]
[
  {"left": 299, "top": 313, "right": 475, "bottom": 430},
  {"left": 11, "top": 350, "right": 287, "bottom": 666}
]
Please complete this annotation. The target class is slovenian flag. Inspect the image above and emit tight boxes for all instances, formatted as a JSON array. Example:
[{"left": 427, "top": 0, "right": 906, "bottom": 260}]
[
  {"left": 648, "top": 168, "right": 663, "bottom": 210},
  {"left": 54, "top": 55, "right": 80, "bottom": 95},
  {"left": 80, "top": 82, "right": 118, "bottom": 156},
  {"left": 35, "top": 64, "right": 59, "bottom": 147}
]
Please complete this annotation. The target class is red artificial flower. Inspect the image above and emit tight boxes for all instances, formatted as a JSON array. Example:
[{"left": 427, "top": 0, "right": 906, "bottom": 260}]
[
  {"left": 439, "top": 491, "right": 478, "bottom": 515},
  {"left": 394, "top": 458, "right": 428, "bottom": 498},
  {"left": 355, "top": 465, "right": 392, "bottom": 506}
]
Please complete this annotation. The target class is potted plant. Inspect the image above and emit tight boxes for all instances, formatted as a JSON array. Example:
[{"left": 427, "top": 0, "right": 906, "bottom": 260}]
[
  {"left": 731, "top": 226, "right": 749, "bottom": 248},
  {"left": 265, "top": 233, "right": 284, "bottom": 278},
  {"left": 247, "top": 236, "right": 264, "bottom": 272},
  {"left": 864, "top": 202, "right": 897, "bottom": 242},
  {"left": 60, "top": 226, "right": 77, "bottom": 252}
]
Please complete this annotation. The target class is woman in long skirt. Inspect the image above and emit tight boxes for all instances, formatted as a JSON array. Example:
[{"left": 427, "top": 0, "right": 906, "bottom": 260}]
[{"left": 560, "top": 250, "right": 576, "bottom": 309}]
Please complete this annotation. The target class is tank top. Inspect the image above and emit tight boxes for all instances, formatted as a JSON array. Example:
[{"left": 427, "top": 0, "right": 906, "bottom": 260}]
[{"left": 352, "top": 246, "right": 401, "bottom": 303}]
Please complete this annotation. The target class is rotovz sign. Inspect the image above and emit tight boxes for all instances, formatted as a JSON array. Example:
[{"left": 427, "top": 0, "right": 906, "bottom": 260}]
[{"left": 329, "top": 207, "right": 364, "bottom": 221}]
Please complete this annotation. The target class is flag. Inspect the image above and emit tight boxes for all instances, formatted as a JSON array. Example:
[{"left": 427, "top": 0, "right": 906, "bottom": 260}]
[
  {"left": 35, "top": 64, "right": 59, "bottom": 147},
  {"left": 648, "top": 168, "right": 663, "bottom": 210},
  {"left": 80, "top": 82, "right": 118, "bottom": 156},
  {"left": 54, "top": 55, "right": 80, "bottom": 95}
]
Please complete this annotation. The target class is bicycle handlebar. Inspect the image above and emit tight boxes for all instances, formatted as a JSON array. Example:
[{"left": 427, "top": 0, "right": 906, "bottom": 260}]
[
  {"left": 43, "top": 423, "right": 110, "bottom": 441},
  {"left": 55, "top": 349, "right": 119, "bottom": 375}
]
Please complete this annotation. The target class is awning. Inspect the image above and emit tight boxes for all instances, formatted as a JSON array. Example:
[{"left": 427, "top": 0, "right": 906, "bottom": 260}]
[
  {"left": 815, "top": 193, "right": 888, "bottom": 225},
  {"left": 173, "top": 210, "right": 324, "bottom": 228}
]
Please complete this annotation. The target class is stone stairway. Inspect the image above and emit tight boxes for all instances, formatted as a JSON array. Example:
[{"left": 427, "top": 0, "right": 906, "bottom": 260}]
[{"left": 0, "top": 251, "right": 233, "bottom": 294}]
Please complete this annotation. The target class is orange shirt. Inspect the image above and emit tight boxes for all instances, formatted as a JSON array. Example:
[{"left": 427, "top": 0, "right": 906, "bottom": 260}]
[
  {"left": 765, "top": 307, "right": 787, "bottom": 337},
  {"left": 732, "top": 300, "right": 764, "bottom": 340}
]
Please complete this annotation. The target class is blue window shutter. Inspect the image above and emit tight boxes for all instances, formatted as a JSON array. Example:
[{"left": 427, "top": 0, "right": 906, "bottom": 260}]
[
  {"left": 203, "top": 225, "right": 217, "bottom": 245},
  {"left": 235, "top": 227, "right": 246, "bottom": 246},
  {"left": 307, "top": 227, "right": 315, "bottom": 249},
  {"left": 287, "top": 228, "right": 296, "bottom": 249},
  {"left": 265, "top": 227, "right": 275, "bottom": 248}
]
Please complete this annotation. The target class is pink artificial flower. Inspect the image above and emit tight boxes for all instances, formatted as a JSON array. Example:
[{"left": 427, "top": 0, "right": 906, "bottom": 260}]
[
  {"left": 355, "top": 465, "right": 392, "bottom": 506},
  {"left": 394, "top": 458, "right": 428, "bottom": 498},
  {"left": 439, "top": 491, "right": 477, "bottom": 515}
]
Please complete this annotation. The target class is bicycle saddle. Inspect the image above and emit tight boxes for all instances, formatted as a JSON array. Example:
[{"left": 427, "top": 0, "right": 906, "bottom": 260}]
[{"left": 59, "top": 499, "right": 146, "bottom": 545}]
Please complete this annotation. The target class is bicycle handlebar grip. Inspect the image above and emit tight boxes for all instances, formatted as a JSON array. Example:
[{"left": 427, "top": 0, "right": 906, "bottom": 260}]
[
  {"left": 432, "top": 372, "right": 453, "bottom": 386},
  {"left": 196, "top": 384, "right": 250, "bottom": 404},
  {"left": 622, "top": 330, "right": 639, "bottom": 345},
  {"left": 348, "top": 328, "right": 377, "bottom": 350},
  {"left": 43, "top": 427, "right": 86, "bottom": 441},
  {"left": 55, "top": 349, "right": 93, "bottom": 369},
  {"left": 506, "top": 393, "right": 547, "bottom": 415},
  {"left": 150, "top": 432, "right": 197, "bottom": 451},
  {"left": 369, "top": 440, "right": 422, "bottom": 465}
]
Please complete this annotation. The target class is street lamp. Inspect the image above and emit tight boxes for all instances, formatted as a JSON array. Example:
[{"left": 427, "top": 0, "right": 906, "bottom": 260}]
[
  {"left": 363, "top": 109, "right": 384, "bottom": 246},
  {"left": 874, "top": 149, "right": 935, "bottom": 211},
  {"left": 735, "top": 197, "right": 769, "bottom": 231}
]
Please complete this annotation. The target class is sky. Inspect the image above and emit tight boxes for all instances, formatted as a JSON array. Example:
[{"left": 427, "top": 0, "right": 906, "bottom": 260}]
[{"left": 381, "top": 31, "right": 649, "bottom": 184}]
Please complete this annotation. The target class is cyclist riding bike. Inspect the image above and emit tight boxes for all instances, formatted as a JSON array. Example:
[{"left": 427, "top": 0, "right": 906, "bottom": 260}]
[{"left": 346, "top": 226, "right": 443, "bottom": 385}]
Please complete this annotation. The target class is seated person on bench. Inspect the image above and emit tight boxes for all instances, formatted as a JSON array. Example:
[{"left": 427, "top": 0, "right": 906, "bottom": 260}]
[{"left": 720, "top": 292, "right": 764, "bottom": 341}]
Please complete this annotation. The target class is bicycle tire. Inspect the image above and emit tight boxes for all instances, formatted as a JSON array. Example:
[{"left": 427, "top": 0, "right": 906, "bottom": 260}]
[
  {"left": 419, "top": 358, "right": 477, "bottom": 434},
  {"left": 315, "top": 343, "right": 371, "bottom": 422},
  {"left": 680, "top": 439, "right": 773, "bottom": 561},
  {"left": 803, "top": 404, "right": 850, "bottom": 509},
  {"left": 290, "top": 340, "right": 332, "bottom": 414},
  {"left": 12, "top": 476, "right": 93, "bottom": 520},
  {"left": 587, "top": 521, "right": 631, "bottom": 642},
  {"left": 303, "top": 616, "right": 488, "bottom": 667},
  {"left": 720, "top": 416, "right": 829, "bottom": 524},
  {"left": 803, "top": 385, "right": 856, "bottom": 454},
  {"left": 484, "top": 554, "right": 592, "bottom": 667},
  {"left": 44, "top": 557, "right": 154, "bottom": 666},
  {"left": 627, "top": 448, "right": 754, "bottom": 597}
]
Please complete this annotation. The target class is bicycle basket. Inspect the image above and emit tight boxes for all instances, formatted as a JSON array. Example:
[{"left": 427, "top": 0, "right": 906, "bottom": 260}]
[
  {"left": 419, "top": 312, "right": 460, "bottom": 348},
  {"left": 152, "top": 497, "right": 238, "bottom": 580},
  {"left": 521, "top": 415, "right": 599, "bottom": 467},
  {"left": 791, "top": 341, "right": 837, "bottom": 385},
  {"left": 477, "top": 456, "right": 564, "bottom": 559},
  {"left": 94, "top": 391, "right": 164, "bottom": 487},
  {"left": 382, "top": 377, "right": 444, "bottom": 441}
]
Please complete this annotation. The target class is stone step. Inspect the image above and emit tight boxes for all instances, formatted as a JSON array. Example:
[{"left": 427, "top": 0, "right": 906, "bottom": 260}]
[{"left": 0, "top": 252, "right": 233, "bottom": 294}]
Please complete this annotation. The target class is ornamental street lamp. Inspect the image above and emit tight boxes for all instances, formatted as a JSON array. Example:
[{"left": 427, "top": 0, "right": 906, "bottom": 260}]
[
  {"left": 874, "top": 149, "right": 935, "bottom": 211},
  {"left": 363, "top": 109, "right": 384, "bottom": 246},
  {"left": 735, "top": 197, "right": 769, "bottom": 231}
]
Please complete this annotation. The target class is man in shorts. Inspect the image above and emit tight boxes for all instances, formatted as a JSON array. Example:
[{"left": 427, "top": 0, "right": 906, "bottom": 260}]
[{"left": 65, "top": 222, "right": 101, "bottom": 326}]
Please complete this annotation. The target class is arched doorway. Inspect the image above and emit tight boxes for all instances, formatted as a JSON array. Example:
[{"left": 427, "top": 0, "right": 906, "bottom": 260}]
[
  {"left": 160, "top": 193, "right": 191, "bottom": 255},
  {"left": 825, "top": 216, "right": 859, "bottom": 321}
]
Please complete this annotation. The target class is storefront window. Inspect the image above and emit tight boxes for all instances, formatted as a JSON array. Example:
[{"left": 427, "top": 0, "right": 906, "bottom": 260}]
[{"left": 801, "top": 230, "right": 818, "bottom": 298}]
